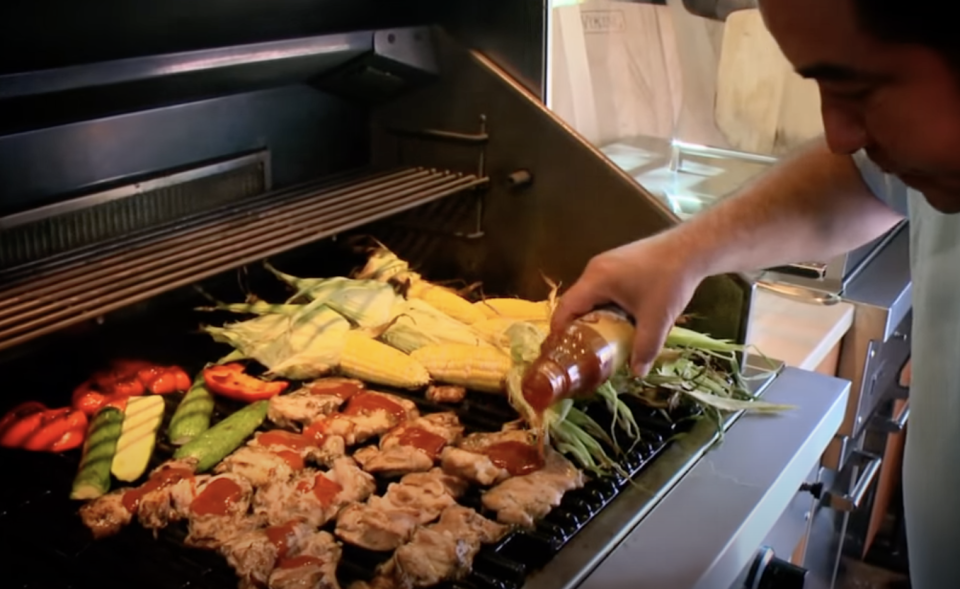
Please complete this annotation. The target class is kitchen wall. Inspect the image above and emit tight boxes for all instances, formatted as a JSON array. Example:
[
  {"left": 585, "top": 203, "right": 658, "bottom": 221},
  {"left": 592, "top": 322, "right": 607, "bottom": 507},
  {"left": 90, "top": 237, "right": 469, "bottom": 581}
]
[{"left": 547, "top": 0, "right": 824, "bottom": 157}]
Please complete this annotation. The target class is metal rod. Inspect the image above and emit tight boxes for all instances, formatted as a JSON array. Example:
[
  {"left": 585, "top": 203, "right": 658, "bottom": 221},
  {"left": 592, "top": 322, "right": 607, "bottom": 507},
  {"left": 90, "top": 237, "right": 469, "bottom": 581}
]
[
  {"left": 0, "top": 169, "right": 487, "bottom": 351},
  {"left": 0, "top": 167, "right": 400, "bottom": 282},
  {"left": 0, "top": 170, "right": 459, "bottom": 319}
]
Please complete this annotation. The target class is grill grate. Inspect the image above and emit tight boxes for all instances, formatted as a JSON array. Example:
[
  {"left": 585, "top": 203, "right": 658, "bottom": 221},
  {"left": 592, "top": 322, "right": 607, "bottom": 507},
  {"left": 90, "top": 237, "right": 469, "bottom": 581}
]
[
  {"left": 0, "top": 379, "right": 697, "bottom": 589},
  {"left": 0, "top": 167, "right": 488, "bottom": 353}
]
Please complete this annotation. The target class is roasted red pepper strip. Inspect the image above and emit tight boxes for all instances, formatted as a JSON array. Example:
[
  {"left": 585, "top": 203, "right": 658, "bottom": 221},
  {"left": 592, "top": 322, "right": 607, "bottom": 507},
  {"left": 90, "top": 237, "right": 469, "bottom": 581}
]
[
  {"left": 0, "top": 404, "right": 88, "bottom": 452},
  {"left": 203, "top": 363, "right": 289, "bottom": 402},
  {"left": 0, "top": 401, "right": 46, "bottom": 439},
  {"left": 72, "top": 360, "right": 192, "bottom": 415}
]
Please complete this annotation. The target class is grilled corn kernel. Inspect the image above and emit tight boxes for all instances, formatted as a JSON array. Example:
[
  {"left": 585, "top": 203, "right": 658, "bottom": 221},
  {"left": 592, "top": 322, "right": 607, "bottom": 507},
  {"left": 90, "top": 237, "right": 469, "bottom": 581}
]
[
  {"left": 411, "top": 343, "right": 512, "bottom": 394},
  {"left": 407, "top": 281, "right": 486, "bottom": 325},
  {"left": 340, "top": 331, "right": 430, "bottom": 389},
  {"left": 474, "top": 298, "right": 551, "bottom": 322}
]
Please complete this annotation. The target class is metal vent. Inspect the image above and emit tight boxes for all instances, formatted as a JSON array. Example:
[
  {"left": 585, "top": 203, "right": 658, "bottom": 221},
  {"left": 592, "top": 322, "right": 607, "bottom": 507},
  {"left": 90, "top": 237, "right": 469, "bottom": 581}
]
[{"left": 0, "top": 152, "right": 269, "bottom": 270}]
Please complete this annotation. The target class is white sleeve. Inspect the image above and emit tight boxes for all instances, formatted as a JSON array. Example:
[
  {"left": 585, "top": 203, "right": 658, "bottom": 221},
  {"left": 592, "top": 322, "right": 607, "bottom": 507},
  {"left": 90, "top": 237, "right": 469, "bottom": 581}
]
[{"left": 851, "top": 149, "right": 909, "bottom": 216}]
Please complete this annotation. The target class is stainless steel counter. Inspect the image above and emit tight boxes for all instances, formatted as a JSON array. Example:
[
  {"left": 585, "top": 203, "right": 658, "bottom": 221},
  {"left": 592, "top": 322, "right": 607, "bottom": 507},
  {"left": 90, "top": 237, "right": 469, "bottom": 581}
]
[{"left": 526, "top": 366, "right": 850, "bottom": 589}]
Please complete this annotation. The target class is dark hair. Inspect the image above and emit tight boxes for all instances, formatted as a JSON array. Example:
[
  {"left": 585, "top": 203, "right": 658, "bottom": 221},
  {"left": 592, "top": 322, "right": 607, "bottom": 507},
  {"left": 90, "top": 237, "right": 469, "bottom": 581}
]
[{"left": 854, "top": 2, "right": 960, "bottom": 65}]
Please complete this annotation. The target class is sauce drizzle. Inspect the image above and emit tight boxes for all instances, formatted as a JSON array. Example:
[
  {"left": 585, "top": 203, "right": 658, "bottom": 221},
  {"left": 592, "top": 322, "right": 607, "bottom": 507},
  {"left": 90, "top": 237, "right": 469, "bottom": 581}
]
[
  {"left": 121, "top": 467, "right": 193, "bottom": 513},
  {"left": 258, "top": 430, "right": 313, "bottom": 451},
  {"left": 482, "top": 441, "right": 545, "bottom": 476},
  {"left": 395, "top": 427, "right": 447, "bottom": 460},
  {"left": 191, "top": 478, "right": 244, "bottom": 517},
  {"left": 265, "top": 521, "right": 299, "bottom": 559},
  {"left": 274, "top": 450, "right": 305, "bottom": 471},
  {"left": 277, "top": 555, "right": 324, "bottom": 569},
  {"left": 296, "top": 474, "right": 342, "bottom": 507},
  {"left": 342, "top": 392, "right": 407, "bottom": 420},
  {"left": 306, "top": 381, "right": 362, "bottom": 401}
]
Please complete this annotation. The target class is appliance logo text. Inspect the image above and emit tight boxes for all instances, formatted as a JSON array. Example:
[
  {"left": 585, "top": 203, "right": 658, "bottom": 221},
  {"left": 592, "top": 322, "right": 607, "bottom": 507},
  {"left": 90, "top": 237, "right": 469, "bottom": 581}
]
[{"left": 581, "top": 10, "right": 626, "bottom": 33}]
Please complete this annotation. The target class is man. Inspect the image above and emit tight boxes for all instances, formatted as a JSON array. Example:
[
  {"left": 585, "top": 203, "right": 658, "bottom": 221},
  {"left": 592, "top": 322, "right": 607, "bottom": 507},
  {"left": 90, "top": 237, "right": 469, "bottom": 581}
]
[{"left": 552, "top": 1, "right": 959, "bottom": 588}]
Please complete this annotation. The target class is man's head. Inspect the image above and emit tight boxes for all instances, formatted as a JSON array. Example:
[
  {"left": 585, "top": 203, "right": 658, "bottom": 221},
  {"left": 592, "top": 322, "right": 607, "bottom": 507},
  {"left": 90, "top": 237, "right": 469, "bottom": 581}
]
[{"left": 759, "top": 0, "right": 960, "bottom": 212}]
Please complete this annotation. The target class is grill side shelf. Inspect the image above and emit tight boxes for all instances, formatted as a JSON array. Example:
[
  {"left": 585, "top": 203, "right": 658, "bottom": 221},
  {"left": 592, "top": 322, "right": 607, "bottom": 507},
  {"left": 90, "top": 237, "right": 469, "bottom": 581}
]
[{"left": 0, "top": 166, "right": 488, "bottom": 353}]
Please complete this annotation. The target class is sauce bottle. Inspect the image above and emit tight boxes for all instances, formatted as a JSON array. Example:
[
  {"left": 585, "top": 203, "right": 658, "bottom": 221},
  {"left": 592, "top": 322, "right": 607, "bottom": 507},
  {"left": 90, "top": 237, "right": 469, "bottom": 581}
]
[{"left": 521, "top": 306, "right": 635, "bottom": 413}]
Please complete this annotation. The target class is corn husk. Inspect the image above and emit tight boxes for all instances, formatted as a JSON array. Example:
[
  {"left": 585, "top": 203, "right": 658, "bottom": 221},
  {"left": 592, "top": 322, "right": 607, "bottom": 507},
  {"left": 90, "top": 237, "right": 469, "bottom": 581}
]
[
  {"left": 380, "top": 299, "right": 491, "bottom": 353},
  {"left": 203, "top": 300, "right": 351, "bottom": 380}
]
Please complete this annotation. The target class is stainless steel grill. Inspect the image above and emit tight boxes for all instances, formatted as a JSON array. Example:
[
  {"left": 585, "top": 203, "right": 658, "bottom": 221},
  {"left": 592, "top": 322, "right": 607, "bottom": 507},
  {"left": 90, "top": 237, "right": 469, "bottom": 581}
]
[{"left": 0, "top": 7, "right": 852, "bottom": 589}]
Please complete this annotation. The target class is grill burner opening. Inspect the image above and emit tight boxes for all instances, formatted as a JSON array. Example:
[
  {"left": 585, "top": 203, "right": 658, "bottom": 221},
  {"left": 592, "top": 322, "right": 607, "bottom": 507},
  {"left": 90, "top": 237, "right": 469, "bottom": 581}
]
[{"left": 0, "top": 279, "right": 700, "bottom": 589}]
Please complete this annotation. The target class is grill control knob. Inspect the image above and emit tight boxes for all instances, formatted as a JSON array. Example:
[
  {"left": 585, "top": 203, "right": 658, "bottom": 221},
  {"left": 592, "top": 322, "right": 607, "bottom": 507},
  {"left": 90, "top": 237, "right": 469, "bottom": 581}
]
[{"left": 745, "top": 546, "right": 807, "bottom": 589}]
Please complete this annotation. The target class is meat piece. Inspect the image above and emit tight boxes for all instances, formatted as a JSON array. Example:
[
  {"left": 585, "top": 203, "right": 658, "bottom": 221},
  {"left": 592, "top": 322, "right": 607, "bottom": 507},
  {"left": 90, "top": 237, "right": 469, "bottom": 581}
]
[
  {"left": 219, "top": 521, "right": 316, "bottom": 588},
  {"left": 311, "top": 392, "right": 419, "bottom": 446},
  {"left": 347, "top": 578, "right": 396, "bottom": 589},
  {"left": 250, "top": 430, "right": 347, "bottom": 468},
  {"left": 354, "top": 413, "right": 463, "bottom": 477},
  {"left": 457, "top": 429, "right": 534, "bottom": 454},
  {"left": 481, "top": 449, "right": 585, "bottom": 528},
  {"left": 254, "top": 458, "right": 375, "bottom": 528},
  {"left": 268, "top": 531, "right": 343, "bottom": 589},
  {"left": 354, "top": 445, "right": 433, "bottom": 478},
  {"left": 440, "top": 447, "right": 509, "bottom": 486},
  {"left": 268, "top": 377, "right": 362, "bottom": 430},
  {"left": 184, "top": 473, "right": 258, "bottom": 549},
  {"left": 138, "top": 474, "right": 211, "bottom": 531},
  {"left": 335, "top": 497, "right": 422, "bottom": 552},
  {"left": 334, "top": 469, "right": 467, "bottom": 552},
  {"left": 78, "top": 490, "right": 132, "bottom": 539},
  {"left": 389, "top": 506, "right": 509, "bottom": 588},
  {"left": 425, "top": 385, "right": 466, "bottom": 404},
  {"left": 215, "top": 445, "right": 301, "bottom": 487}
]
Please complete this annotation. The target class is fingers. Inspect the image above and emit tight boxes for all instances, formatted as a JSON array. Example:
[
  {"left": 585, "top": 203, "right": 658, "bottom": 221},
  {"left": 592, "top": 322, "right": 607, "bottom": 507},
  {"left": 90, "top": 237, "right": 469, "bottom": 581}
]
[
  {"left": 629, "top": 314, "right": 672, "bottom": 377},
  {"left": 550, "top": 279, "right": 610, "bottom": 334}
]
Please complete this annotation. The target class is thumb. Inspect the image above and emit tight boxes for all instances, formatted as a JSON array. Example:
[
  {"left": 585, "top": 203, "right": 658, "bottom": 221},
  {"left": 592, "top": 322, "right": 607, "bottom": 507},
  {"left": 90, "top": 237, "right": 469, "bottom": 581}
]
[{"left": 629, "top": 317, "right": 671, "bottom": 378}]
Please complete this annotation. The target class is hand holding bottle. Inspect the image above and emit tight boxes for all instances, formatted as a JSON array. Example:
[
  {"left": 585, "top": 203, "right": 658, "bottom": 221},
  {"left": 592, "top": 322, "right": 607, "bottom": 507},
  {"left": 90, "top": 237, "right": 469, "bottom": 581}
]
[{"left": 550, "top": 235, "right": 705, "bottom": 377}]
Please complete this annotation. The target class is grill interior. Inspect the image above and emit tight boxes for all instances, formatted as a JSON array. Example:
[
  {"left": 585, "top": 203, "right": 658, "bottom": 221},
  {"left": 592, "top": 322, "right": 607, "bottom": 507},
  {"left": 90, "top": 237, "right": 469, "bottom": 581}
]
[{"left": 0, "top": 261, "right": 700, "bottom": 589}]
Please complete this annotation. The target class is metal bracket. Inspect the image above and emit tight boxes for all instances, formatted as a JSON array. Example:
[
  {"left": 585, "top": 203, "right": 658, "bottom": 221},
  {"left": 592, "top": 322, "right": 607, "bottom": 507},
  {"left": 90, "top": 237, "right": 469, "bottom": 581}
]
[
  {"left": 821, "top": 450, "right": 882, "bottom": 512},
  {"left": 387, "top": 115, "right": 490, "bottom": 240},
  {"left": 872, "top": 401, "right": 910, "bottom": 434}
]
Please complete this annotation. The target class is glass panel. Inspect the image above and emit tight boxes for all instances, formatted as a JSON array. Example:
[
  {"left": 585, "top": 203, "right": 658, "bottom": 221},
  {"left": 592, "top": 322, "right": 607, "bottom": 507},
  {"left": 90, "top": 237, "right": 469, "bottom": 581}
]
[{"left": 547, "top": 0, "right": 822, "bottom": 218}]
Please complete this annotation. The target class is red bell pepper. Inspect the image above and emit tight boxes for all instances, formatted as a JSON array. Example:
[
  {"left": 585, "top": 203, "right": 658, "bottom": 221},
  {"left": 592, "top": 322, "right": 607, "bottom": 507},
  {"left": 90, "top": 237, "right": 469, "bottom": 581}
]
[
  {"left": 72, "top": 359, "right": 192, "bottom": 416},
  {"left": 0, "top": 402, "right": 88, "bottom": 453},
  {"left": 203, "top": 363, "right": 289, "bottom": 402}
]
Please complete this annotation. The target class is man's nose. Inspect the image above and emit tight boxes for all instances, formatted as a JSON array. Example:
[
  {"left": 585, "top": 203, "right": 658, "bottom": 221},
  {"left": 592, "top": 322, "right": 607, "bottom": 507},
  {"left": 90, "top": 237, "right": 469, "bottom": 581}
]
[{"left": 820, "top": 98, "right": 869, "bottom": 155}]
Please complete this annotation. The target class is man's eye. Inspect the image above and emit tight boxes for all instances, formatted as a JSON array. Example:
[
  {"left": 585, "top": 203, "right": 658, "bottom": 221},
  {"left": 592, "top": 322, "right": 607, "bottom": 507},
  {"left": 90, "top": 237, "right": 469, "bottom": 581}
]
[{"left": 820, "top": 84, "right": 874, "bottom": 101}]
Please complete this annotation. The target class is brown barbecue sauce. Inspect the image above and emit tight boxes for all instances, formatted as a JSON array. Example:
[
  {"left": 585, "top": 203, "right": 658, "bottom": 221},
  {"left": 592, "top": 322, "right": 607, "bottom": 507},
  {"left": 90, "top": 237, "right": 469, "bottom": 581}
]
[
  {"left": 190, "top": 478, "right": 244, "bottom": 517},
  {"left": 342, "top": 392, "right": 407, "bottom": 421},
  {"left": 395, "top": 427, "right": 447, "bottom": 459},
  {"left": 482, "top": 441, "right": 545, "bottom": 476},
  {"left": 521, "top": 308, "right": 634, "bottom": 415},
  {"left": 121, "top": 467, "right": 194, "bottom": 513}
]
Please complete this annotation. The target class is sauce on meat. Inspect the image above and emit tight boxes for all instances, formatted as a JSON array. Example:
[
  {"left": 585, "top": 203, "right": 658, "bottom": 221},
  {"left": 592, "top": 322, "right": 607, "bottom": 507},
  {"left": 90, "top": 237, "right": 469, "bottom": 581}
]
[
  {"left": 395, "top": 427, "right": 447, "bottom": 459},
  {"left": 306, "top": 380, "right": 362, "bottom": 400},
  {"left": 303, "top": 421, "right": 326, "bottom": 445},
  {"left": 274, "top": 450, "right": 305, "bottom": 470},
  {"left": 482, "top": 441, "right": 545, "bottom": 476},
  {"left": 122, "top": 467, "right": 193, "bottom": 513},
  {"left": 265, "top": 522, "right": 299, "bottom": 558},
  {"left": 297, "top": 474, "right": 342, "bottom": 507},
  {"left": 191, "top": 478, "right": 244, "bottom": 517},
  {"left": 258, "top": 430, "right": 313, "bottom": 450},
  {"left": 277, "top": 555, "right": 324, "bottom": 569},
  {"left": 342, "top": 392, "right": 407, "bottom": 420}
]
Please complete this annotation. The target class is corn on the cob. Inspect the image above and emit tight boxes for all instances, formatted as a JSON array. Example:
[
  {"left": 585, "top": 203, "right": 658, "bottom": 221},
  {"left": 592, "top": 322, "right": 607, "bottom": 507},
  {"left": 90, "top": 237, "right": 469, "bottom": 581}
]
[
  {"left": 407, "top": 281, "right": 486, "bottom": 325},
  {"left": 340, "top": 330, "right": 431, "bottom": 389},
  {"left": 380, "top": 299, "right": 491, "bottom": 353},
  {"left": 473, "top": 317, "right": 550, "bottom": 349},
  {"left": 474, "top": 298, "right": 551, "bottom": 322},
  {"left": 411, "top": 343, "right": 512, "bottom": 394}
]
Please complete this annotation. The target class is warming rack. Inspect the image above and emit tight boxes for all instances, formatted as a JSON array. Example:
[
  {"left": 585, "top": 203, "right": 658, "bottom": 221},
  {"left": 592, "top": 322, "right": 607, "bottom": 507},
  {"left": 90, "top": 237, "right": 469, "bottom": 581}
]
[{"left": 0, "top": 167, "right": 488, "bottom": 352}]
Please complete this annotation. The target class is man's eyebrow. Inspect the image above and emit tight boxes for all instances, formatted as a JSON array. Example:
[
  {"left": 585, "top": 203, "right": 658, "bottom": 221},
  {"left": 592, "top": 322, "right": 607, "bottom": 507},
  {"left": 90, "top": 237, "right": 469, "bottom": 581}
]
[{"left": 795, "top": 62, "right": 883, "bottom": 83}]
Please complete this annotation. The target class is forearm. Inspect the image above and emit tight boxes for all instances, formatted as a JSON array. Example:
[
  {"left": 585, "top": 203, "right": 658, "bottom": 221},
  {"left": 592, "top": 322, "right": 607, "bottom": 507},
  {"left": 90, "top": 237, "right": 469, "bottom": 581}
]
[{"left": 666, "top": 139, "right": 904, "bottom": 278}]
